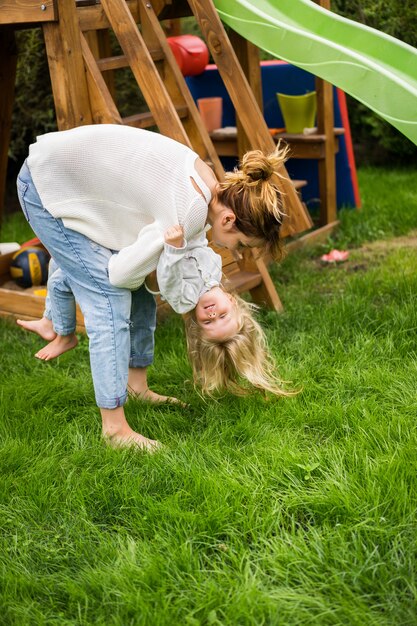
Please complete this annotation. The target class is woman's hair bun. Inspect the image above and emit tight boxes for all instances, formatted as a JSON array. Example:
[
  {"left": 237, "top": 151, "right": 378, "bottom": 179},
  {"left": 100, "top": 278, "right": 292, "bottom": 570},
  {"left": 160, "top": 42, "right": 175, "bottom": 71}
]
[{"left": 241, "top": 150, "right": 274, "bottom": 183}]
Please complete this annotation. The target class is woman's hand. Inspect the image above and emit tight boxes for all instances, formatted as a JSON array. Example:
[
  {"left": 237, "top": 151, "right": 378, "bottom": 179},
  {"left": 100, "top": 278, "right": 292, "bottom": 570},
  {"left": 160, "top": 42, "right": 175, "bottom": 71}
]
[{"left": 164, "top": 225, "right": 184, "bottom": 248}]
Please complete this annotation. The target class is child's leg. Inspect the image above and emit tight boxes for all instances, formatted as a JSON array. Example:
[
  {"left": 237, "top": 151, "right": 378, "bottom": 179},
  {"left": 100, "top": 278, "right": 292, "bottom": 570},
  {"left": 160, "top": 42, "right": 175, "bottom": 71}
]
[{"left": 35, "top": 267, "right": 78, "bottom": 360}]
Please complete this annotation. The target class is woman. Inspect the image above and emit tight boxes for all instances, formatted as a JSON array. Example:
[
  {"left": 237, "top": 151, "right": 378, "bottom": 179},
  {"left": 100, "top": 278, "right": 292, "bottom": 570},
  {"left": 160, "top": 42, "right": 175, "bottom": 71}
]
[{"left": 17, "top": 124, "right": 288, "bottom": 450}]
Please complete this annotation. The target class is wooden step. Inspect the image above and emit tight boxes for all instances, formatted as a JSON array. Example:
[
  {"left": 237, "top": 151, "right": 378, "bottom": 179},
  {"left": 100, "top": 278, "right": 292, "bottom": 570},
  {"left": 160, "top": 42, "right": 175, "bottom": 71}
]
[
  {"left": 225, "top": 269, "right": 263, "bottom": 293},
  {"left": 211, "top": 126, "right": 345, "bottom": 159},
  {"left": 96, "top": 47, "right": 165, "bottom": 71},
  {"left": 293, "top": 179, "right": 308, "bottom": 190},
  {"left": 123, "top": 104, "right": 189, "bottom": 129}
]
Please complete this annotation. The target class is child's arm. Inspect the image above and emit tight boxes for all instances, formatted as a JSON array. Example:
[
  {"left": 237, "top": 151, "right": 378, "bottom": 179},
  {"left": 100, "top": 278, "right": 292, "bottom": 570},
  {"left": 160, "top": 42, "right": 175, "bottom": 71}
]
[
  {"left": 164, "top": 225, "right": 185, "bottom": 249},
  {"left": 157, "top": 227, "right": 207, "bottom": 314}
]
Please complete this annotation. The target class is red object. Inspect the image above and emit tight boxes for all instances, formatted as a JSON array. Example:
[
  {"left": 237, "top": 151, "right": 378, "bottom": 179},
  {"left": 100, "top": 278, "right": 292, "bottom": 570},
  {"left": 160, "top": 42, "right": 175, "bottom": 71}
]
[
  {"left": 320, "top": 249, "right": 349, "bottom": 263},
  {"left": 269, "top": 128, "right": 286, "bottom": 136},
  {"left": 167, "top": 35, "right": 209, "bottom": 76},
  {"left": 21, "top": 237, "right": 42, "bottom": 248},
  {"left": 337, "top": 88, "right": 361, "bottom": 208}
]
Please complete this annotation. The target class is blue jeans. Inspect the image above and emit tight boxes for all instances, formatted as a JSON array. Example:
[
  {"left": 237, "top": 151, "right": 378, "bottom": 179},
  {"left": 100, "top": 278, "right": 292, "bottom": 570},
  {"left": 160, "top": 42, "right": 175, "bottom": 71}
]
[
  {"left": 44, "top": 259, "right": 77, "bottom": 334},
  {"left": 17, "top": 160, "right": 156, "bottom": 409}
]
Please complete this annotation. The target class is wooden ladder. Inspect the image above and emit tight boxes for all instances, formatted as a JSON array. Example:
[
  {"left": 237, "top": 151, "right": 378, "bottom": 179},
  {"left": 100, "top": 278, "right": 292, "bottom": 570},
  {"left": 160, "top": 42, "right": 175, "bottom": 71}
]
[{"left": 42, "top": 0, "right": 313, "bottom": 311}]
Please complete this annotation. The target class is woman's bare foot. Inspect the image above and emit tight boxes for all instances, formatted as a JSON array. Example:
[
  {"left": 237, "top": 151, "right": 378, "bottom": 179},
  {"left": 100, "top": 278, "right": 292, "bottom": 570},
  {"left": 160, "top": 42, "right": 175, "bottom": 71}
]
[
  {"left": 127, "top": 367, "right": 187, "bottom": 407},
  {"left": 17, "top": 317, "right": 57, "bottom": 341},
  {"left": 103, "top": 426, "right": 161, "bottom": 452},
  {"left": 35, "top": 334, "right": 78, "bottom": 361},
  {"left": 128, "top": 385, "right": 187, "bottom": 407}
]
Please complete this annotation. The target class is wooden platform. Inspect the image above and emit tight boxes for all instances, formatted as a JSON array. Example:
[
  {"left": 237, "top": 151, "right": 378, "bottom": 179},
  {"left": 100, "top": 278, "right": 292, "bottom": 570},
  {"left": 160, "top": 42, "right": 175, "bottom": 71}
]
[{"left": 210, "top": 126, "right": 345, "bottom": 160}]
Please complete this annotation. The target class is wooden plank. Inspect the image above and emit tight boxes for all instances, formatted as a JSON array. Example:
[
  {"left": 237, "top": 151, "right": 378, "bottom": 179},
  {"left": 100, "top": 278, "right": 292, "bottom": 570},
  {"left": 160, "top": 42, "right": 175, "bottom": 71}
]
[
  {"left": 99, "top": 0, "right": 190, "bottom": 144},
  {"left": 238, "top": 253, "right": 283, "bottom": 312},
  {"left": 0, "top": 0, "right": 57, "bottom": 25},
  {"left": 0, "top": 26, "right": 17, "bottom": 226},
  {"left": 96, "top": 54, "right": 130, "bottom": 71},
  {"left": 211, "top": 127, "right": 343, "bottom": 159},
  {"left": 316, "top": 78, "right": 337, "bottom": 224},
  {"left": 78, "top": 0, "right": 140, "bottom": 31},
  {"left": 229, "top": 30, "right": 261, "bottom": 158},
  {"left": 187, "top": 0, "right": 313, "bottom": 239},
  {"left": 315, "top": 0, "right": 337, "bottom": 225},
  {"left": 43, "top": 0, "right": 93, "bottom": 129},
  {"left": 84, "top": 29, "right": 116, "bottom": 96},
  {"left": 0, "top": 288, "right": 86, "bottom": 331},
  {"left": 123, "top": 106, "right": 188, "bottom": 129},
  {"left": 285, "top": 220, "right": 340, "bottom": 253},
  {"left": 225, "top": 270, "right": 263, "bottom": 293},
  {"left": 96, "top": 48, "right": 165, "bottom": 71}
]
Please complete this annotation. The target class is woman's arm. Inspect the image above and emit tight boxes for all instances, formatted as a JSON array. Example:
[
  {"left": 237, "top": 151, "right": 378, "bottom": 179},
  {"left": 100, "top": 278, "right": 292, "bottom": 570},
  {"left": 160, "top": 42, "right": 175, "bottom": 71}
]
[{"left": 108, "top": 222, "right": 164, "bottom": 290}]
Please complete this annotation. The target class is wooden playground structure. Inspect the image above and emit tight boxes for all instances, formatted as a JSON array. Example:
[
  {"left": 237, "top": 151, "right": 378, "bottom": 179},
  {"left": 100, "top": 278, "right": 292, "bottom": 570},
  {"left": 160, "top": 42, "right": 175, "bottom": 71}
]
[{"left": 0, "top": 0, "right": 342, "bottom": 327}]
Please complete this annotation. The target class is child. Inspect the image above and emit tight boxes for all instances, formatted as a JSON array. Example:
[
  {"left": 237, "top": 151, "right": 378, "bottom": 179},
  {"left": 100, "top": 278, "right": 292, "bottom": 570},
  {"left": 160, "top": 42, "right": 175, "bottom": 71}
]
[{"left": 18, "top": 226, "right": 291, "bottom": 397}]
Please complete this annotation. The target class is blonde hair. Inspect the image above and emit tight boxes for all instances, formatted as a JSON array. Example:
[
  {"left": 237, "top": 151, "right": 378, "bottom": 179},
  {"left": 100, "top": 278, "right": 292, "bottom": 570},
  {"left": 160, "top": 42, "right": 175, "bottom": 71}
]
[
  {"left": 185, "top": 293, "right": 294, "bottom": 397},
  {"left": 216, "top": 142, "right": 290, "bottom": 260}
]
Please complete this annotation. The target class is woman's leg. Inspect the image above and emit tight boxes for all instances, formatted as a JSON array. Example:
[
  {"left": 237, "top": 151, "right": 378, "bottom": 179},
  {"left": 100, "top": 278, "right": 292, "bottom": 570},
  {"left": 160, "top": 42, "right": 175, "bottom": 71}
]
[
  {"left": 129, "top": 286, "right": 183, "bottom": 404},
  {"left": 17, "top": 161, "right": 158, "bottom": 449}
]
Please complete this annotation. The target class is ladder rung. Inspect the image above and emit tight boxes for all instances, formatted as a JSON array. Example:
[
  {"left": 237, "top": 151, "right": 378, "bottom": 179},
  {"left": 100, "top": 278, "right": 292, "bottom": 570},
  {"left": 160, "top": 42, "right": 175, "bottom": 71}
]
[
  {"left": 97, "top": 55, "right": 129, "bottom": 71},
  {"left": 97, "top": 48, "right": 165, "bottom": 72},
  {"left": 123, "top": 105, "right": 189, "bottom": 129},
  {"left": 293, "top": 179, "right": 308, "bottom": 190}
]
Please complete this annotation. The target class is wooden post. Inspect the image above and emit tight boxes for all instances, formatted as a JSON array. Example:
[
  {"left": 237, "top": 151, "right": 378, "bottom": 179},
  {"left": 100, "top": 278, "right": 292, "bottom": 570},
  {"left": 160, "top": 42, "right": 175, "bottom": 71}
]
[
  {"left": 315, "top": 0, "right": 337, "bottom": 225},
  {"left": 229, "top": 30, "right": 262, "bottom": 159},
  {"left": 0, "top": 26, "right": 17, "bottom": 225},
  {"left": 43, "top": 0, "right": 93, "bottom": 129}
]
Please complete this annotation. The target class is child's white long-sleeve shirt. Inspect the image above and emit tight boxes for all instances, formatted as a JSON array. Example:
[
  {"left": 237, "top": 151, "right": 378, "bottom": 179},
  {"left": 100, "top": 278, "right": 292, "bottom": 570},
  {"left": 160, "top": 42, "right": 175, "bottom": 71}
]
[
  {"left": 156, "top": 232, "right": 222, "bottom": 314},
  {"left": 27, "top": 125, "right": 211, "bottom": 290}
]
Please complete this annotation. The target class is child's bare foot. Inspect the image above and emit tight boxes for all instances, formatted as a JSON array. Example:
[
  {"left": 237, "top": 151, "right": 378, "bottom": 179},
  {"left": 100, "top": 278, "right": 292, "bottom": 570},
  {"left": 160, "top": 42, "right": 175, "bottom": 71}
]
[
  {"left": 17, "top": 317, "right": 57, "bottom": 341},
  {"left": 103, "top": 426, "right": 161, "bottom": 452},
  {"left": 35, "top": 334, "right": 78, "bottom": 361},
  {"left": 128, "top": 385, "right": 187, "bottom": 407}
]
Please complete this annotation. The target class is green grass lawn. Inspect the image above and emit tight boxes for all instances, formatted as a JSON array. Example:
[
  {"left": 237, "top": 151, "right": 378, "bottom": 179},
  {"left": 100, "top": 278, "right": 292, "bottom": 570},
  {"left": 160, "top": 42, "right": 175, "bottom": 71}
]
[{"left": 1, "top": 167, "right": 417, "bottom": 625}]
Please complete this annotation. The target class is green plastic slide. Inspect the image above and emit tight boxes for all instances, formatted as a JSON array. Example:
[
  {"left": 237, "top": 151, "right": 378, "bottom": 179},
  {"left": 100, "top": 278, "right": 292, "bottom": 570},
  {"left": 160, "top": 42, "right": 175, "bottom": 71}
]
[{"left": 213, "top": 0, "right": 417, "bottom": 145}]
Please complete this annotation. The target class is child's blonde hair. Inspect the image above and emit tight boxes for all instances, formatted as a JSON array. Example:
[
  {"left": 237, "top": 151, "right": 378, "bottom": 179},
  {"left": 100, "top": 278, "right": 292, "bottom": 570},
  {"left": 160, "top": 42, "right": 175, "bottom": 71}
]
[
  {"left": 216, "top": 142, "right": 290, "bottom": 260},
  {"left": 185, "top": 293, "right": 293, "bottom": 397}
]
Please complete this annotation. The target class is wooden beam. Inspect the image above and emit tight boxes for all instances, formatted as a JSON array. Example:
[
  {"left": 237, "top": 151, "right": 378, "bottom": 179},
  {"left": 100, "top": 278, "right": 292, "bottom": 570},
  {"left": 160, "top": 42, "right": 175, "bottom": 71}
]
[
  {"left": 0, "top": 0, "right": 57, "bottom": 25},
  {"left": 43, "top": 0, "right": 93, "bottom": 129},
  {"left": 0, "top": 26, "right": 17, "bottom": 225},
  {"left": 314, "top": 0, "right": 337, "bottom": 225},
  {"left": 78, "top": 0, "right": 140, "bottom": 31},
  {"left": 229, "top": 30, "right": 260, "bottom": 158},
  {"left": 316, "top": 78, "right": 337, "bottom": 224}
]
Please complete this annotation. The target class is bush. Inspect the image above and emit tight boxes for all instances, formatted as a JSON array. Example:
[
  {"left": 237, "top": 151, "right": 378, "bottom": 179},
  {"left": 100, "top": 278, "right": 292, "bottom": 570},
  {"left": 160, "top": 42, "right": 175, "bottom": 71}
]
[
  {"left": 9, "top": 29, "right": 56, "bottom": 171},
  {"left": 332, "top": 0, "right": 417, "bottom": 164}
]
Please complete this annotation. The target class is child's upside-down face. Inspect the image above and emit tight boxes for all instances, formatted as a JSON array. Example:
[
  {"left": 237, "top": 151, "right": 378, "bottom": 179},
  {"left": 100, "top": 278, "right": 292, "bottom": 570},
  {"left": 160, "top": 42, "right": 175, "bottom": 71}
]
[{"left": 195, "top": 287, "right": 239, "bottom": 342}]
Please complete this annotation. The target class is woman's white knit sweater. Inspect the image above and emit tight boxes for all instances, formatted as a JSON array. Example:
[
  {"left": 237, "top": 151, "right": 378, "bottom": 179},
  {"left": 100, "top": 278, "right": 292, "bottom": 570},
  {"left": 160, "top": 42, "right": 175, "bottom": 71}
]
[{"left": 27, "top": 125, "right": 211, "bottom": 289}]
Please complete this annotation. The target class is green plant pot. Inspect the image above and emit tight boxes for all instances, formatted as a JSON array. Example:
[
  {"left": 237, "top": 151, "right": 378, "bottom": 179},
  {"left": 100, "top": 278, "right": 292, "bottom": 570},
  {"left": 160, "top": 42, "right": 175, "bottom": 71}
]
[{"left": 277, "top": 91, "right": 317, "bottom": 133}]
